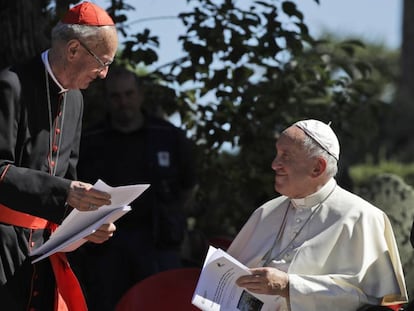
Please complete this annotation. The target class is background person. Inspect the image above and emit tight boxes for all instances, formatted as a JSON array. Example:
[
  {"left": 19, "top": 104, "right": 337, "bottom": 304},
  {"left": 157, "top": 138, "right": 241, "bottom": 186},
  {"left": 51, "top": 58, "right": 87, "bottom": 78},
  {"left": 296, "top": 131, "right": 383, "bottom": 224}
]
[
  {"left": 228, "top": 119, "right": 408, "bottom": 311},
  {"left": 74, "top": 66, "right": 198, "bottom": 311}
]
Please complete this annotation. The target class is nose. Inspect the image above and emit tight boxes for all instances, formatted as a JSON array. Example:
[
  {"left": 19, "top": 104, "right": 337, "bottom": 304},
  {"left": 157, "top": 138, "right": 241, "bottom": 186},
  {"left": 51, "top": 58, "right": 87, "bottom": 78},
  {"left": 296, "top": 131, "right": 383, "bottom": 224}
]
[
  {"left": 118, "top": 94, "right": 129, "bottom": 107},
  {"left": 98, "top": 66, "right": 110, "bottom": 79},
  {"left": 271, "top": 156, "right": 280, "bottom": 171}
]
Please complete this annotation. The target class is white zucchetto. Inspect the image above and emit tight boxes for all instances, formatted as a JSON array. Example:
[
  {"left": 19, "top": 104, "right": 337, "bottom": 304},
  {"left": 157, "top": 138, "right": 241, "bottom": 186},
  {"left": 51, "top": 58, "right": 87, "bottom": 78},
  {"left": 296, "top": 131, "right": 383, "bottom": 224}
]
[{"left": 294, "top": 119, "right": 340, "bottom": 160}]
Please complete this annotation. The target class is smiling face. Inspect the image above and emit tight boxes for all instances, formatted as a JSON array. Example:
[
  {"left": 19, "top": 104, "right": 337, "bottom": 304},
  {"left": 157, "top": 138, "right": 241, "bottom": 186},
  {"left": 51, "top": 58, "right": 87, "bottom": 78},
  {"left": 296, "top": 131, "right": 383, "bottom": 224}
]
[{"left": 271, "top": 126, "right": 322, "bottom": 198}]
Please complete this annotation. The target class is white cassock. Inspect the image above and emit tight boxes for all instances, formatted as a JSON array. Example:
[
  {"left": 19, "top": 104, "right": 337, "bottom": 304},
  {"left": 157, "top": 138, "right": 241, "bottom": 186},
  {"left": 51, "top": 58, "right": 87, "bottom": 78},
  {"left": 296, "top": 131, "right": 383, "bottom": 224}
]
[{"left": 227, "top": 178, "right": 408, "bottom": 311}]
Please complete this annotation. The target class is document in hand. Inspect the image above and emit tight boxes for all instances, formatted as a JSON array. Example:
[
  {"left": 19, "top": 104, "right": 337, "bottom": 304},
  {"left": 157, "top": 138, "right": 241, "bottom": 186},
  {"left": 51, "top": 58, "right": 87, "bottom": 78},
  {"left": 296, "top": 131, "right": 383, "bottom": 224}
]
[
  {"left": 192, "top": 246, "right": 279, "bottom": 311},
  {"left": 30, "top": 179, "right": 150, "bottom": 263}
]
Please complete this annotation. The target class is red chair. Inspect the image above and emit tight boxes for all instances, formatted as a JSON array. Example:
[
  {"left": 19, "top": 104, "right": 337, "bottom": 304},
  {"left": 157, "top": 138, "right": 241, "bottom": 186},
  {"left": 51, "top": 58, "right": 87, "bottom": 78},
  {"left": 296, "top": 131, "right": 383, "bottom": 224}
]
[
  {"left": 357, "top": 304, "right": 404, "bottom": 311},
  {"left": 208, "top": 236, "right": 233, "bottom": 251},
  {"left": 115, "top": 267, "right": 201, "bottom": 311}
]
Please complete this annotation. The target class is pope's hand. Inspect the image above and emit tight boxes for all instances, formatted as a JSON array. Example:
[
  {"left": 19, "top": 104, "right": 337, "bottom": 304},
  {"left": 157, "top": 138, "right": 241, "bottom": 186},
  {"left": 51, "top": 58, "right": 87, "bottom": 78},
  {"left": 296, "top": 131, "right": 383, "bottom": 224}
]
[{"left": 236, "top": 267, "right": 289, "bottom": 297}]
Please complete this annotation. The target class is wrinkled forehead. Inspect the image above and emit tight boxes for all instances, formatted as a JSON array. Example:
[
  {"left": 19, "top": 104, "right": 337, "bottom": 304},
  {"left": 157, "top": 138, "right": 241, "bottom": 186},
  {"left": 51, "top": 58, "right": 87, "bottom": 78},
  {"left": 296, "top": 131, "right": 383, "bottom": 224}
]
[
  {"left": 280, "top": 126, "right": 306, "bottom": 143},
  {"left": 276, "top": 126, "right": 306, "bottom": 151}
]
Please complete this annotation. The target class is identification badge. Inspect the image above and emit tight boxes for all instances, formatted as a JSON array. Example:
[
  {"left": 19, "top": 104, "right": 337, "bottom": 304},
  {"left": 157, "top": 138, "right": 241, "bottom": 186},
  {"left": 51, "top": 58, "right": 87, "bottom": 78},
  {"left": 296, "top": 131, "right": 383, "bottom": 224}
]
[{"left": 157, "top": 151, "right": 170, "bottom": 167}]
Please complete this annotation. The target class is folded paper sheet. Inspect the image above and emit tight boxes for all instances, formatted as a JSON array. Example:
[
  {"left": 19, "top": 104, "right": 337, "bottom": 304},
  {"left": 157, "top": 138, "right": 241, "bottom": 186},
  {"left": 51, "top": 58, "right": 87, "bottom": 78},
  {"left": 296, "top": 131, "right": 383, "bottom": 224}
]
[
  {"left": 30, "top": 179, "right": 150, "bottom": 263},
  {"left": 192, "top": 246, "right": 279, "bottom": 311}
]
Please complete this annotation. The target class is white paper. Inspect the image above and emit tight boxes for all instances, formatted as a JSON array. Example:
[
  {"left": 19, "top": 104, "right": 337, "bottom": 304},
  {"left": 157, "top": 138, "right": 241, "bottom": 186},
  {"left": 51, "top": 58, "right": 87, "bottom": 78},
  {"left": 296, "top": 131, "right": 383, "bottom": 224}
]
[
  {"left": 192, "top": 246, "right": 279, "bottom": 311},
  {"left": 30, "top": 179, "right": 150, "bottom": 263}
]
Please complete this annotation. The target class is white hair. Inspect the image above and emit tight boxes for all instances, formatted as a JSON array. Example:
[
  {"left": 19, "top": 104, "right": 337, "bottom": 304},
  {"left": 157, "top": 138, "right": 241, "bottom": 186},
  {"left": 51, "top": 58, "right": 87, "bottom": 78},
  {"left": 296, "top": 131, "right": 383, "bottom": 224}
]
[
  {"left": 51, "top": 22, "right": 115, "bottom": 44},
  {"left": 302, "top": 134, "right": 338, "bottom": 178}
]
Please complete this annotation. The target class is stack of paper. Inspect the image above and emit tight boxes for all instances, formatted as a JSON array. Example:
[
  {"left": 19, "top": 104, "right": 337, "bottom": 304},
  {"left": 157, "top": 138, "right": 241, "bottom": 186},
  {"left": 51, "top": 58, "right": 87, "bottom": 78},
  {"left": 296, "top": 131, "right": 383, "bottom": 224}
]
[
  {"left": 30, "top": 179, "right": 150, "bottom": 263},
  {"left": 192, "top": 246, "right": 279, "bottom": 311}
]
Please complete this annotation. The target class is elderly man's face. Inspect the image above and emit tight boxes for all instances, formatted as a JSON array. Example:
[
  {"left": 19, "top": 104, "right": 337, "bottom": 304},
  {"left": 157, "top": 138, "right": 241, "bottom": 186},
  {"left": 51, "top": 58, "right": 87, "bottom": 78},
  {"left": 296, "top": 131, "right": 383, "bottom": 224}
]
[
  {"left": 60, "top": 27, "right": 118, "bottom": 90},
  {"left": 271, "top": 126, "right": 318, "bottom": 198}
]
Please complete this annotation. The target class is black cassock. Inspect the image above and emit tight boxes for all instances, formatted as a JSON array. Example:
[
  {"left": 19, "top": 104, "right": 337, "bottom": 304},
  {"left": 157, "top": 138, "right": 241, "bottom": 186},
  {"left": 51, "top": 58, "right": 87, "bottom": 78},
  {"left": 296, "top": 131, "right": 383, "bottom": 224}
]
[{"left": 0, "top": 55, "right": 83, "bottom": 310}]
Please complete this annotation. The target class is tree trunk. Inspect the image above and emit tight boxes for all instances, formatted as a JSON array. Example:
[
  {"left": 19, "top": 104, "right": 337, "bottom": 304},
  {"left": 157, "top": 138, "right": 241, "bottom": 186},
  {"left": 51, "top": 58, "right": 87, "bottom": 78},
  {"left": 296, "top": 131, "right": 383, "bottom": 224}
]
[
  {"left": 0, "top": 0, "right": 49, "bottom": 69},
  {"left": 400, "top": 0, "right": 414, "bottom": 98},
  {"left": 389, "top": 0, "right": 414, "bottom": 161}
]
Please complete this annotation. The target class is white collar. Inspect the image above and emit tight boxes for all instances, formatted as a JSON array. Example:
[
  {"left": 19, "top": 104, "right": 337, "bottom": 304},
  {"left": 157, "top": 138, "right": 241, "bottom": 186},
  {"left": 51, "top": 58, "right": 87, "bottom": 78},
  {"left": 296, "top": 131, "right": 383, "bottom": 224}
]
[
  {"left": 41, "top": 50, "right": 68, "bottom": 93},
  {"left": 291, "top": 178, "right": 337, "bottom": 209}
]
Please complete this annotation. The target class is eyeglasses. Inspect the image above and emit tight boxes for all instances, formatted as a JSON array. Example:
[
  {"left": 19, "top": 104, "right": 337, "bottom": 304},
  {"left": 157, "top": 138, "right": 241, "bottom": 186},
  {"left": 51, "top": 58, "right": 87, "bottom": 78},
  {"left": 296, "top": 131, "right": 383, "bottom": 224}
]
[{"left": 78, "top": 39, "right": 113, "bottom": 70}]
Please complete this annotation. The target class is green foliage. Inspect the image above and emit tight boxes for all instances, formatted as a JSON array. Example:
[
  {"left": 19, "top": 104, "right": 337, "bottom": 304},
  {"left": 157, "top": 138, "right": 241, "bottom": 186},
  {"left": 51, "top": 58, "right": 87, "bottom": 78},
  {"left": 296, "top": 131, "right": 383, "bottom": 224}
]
[{"left": 350, "top": 160, "right": 414, "bottom": 188}]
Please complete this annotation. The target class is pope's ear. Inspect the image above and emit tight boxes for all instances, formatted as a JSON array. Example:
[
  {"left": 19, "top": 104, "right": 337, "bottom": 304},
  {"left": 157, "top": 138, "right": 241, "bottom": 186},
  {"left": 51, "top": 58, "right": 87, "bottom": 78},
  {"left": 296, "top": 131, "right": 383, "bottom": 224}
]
[{"left": 312, "top": 157, "right": 327, "bottom": 177}]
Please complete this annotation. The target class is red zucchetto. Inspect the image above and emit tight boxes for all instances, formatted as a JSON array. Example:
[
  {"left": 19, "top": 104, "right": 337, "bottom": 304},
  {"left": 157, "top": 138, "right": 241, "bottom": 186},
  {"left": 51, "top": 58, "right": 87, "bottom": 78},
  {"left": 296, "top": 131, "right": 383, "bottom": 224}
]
[{"left": 61, "top": 1, "right": 115, "bottom": 26}]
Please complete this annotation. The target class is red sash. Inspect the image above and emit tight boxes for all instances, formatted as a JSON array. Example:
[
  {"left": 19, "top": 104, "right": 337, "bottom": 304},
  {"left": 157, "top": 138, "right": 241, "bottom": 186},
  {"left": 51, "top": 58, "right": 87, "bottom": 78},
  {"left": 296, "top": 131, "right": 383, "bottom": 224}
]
[
  {"left": 0, "top": 204, "right": 87, "bottom": 311},
  {"left": 0, "top": 204, "right": 48, "bottom": 229}
]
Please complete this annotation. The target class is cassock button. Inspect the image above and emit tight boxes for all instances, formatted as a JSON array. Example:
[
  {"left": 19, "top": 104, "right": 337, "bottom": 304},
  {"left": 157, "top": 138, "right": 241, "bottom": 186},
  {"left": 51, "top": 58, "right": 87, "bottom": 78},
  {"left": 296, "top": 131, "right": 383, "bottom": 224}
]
[
  {"left": 55, "top": 128, "right": 61, "bottom": 134},
  {"left": 52, "top": 145, "right": 58, "bottom": 152},
  {"left": 58, "top": 111, "right": 62, "bottom": 117},
  {"left": 33, "top": 290, "right": 39, "bottom": 297},
  {"left": 30, "top": 241, "right": 35, "bottom": 247},
  {"left": 50, "top": 161, "right": 55, "bottom": 167}
]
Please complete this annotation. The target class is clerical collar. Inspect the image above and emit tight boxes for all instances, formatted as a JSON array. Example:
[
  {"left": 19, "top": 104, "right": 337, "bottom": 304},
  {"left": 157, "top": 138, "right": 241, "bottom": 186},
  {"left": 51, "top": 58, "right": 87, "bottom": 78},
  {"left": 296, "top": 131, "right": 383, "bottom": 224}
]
[
  {"left": 41, "top": 50, "right": 68, "bottom": 93},
  {"left": 291, "top": 178, "right": 337, "bottom": 209}
]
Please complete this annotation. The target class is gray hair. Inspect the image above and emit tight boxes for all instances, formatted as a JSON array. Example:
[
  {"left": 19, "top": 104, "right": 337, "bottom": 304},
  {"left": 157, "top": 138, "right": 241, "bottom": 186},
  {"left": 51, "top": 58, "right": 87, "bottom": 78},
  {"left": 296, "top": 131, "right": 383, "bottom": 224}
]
[
  {"left": 51, "top": 22, "right": 114, "bottom": 44},
  {"left": 302, "top": 134, "right": 338, "bottom": 178}
]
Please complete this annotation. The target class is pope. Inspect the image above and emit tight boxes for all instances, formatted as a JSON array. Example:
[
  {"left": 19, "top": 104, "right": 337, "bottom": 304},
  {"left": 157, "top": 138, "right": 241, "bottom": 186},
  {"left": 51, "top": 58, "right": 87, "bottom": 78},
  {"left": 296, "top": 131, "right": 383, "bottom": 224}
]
[{"left": 228, "top": 119, "right": 408, "bottom": 311}]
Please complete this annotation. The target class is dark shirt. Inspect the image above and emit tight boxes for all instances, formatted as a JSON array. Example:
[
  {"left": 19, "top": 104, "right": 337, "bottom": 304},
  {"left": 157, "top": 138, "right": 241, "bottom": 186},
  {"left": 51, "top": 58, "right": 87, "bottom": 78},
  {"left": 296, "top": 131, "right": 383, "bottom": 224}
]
[{"left": 77, "top": 115, "right": 197, "bottom": 246}]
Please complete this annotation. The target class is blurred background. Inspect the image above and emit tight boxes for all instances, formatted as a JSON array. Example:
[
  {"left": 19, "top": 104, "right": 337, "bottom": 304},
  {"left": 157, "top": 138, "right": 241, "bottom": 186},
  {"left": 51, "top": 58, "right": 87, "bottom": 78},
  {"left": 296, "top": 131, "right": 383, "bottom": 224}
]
[{"left": 2, "top": 0, "right": 413, "bottom": 298}]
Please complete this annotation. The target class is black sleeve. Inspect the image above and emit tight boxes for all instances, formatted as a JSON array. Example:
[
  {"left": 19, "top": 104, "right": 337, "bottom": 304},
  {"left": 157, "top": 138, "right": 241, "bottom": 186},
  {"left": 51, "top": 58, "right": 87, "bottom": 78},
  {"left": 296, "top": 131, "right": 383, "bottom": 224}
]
[{"left": 0, "top": 68, "right": 70, "bottom": 224}]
